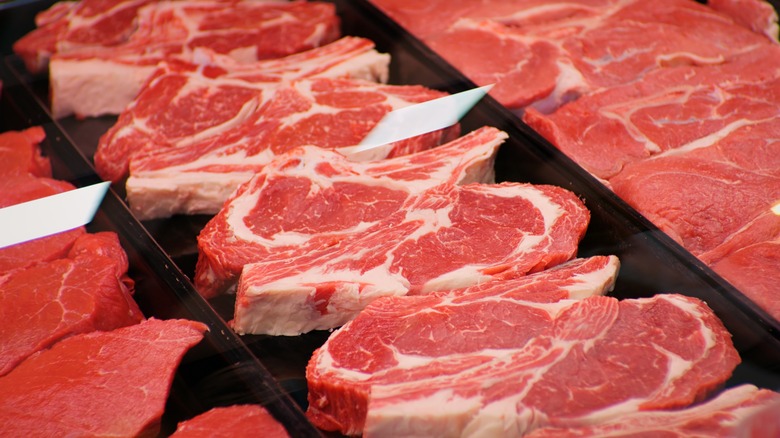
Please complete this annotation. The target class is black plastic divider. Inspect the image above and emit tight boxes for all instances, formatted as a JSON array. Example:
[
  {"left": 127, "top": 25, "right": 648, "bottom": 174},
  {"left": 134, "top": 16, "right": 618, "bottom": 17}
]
[{"left": 1, "top": 57, "right": 322, "bottom": 438}]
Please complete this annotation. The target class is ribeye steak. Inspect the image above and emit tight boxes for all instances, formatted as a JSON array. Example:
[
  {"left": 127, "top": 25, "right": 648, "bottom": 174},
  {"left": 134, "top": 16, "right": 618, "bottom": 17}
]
[
  {"left": 224, "top": 125, "right": 590, "bottom": 335},
  {"left": 525, "top": 384, "right": 780, "bottom": 437},
  {"left": 44, "top": 0, "right": 340, "bottom": 118},
  {"left": 195, "top": 126, "right": 505, "bottom": 300},
  {"left": 95, "top": 36, "right": 390, "bottom": 184},
  {"left": 306, "top": 292, "right": 739, "bottom": 436},
  {"left": 123, "top": 77, "right": 458, "bottom": 219}
]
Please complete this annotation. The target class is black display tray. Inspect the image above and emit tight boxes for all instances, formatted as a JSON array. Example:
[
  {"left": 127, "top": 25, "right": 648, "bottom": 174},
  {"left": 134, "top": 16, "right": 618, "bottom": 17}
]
[{"left": 2, "top": 0, "right": 780, "bottom": 435}]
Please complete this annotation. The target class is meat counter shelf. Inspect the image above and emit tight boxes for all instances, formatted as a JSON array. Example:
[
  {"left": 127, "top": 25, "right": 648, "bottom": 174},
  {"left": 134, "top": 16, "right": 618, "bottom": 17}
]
[
  {"left": 2, "top": 0, "right": 780, "bottom": 435},
  {"left": 0, "top": 57, "right": 322, "bottom": 438}
]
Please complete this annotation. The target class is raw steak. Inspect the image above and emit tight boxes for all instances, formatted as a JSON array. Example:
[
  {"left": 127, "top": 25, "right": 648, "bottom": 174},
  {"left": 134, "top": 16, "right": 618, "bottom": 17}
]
[
  {"left": 524, "top": 44, "right": 780, "bottom": 179},
  {"left": 12, "top": 0, "right": 158, "bottom": 73},
  {"left": 732, "top": 387, "right": 780, "bottom": 437},
  {"left": 95, "top": 36, "right": 391, "bottom": 184},
  {"left": 524, "top": 43, "right": 780, "bottom": 321},
  {"left": 709, "top": 0, "right": 780, "bottom": 41},
  {"left": 608, "top": 120, "right": 780, "bottom": 257},
  {"left": 0, "top": 318, "right": 207, "bottom": 437},
  {"left": 47, "top": 0, "right": 340, "bottom": 118},
  {"left": 231, "top": 177, "right": 589, "bottom": 335},
  {"left": 442, "top": 255, "right": 621, "bottom": 301},
  {"left": 700, "top": 209, "right": 780, "bottom": 320},
  {"left": 123, "top": 77, "right": 458, "bottom": 219},
  {"left": 377, "top": 0, "right": 774, "bottom": 112},
  {"left": 0, "top": 126, "right": 50, "bottom": 177},
  {"left": 425, "top": 18, "right": 576, "bottom": 112},
  {"left": 306, "top": 293, "right": 739, "bottom": 436},
  {"left": 525, "top": 384, "right": 780, "bottom": 437},
  {"left": 369, "top": 0, "right": 560, "bottom": 40},
  {"left": 195, "top": 126, "right": 504, "bottom": 299},
  {"left": 0, "top": 232, "right": 143, "bottom": 376},
  {"left": 0, "top": 174, "right": 85, "bottom": 274},
  {"left": 170, "top": 405, "right": 290, "bottom": 438}
]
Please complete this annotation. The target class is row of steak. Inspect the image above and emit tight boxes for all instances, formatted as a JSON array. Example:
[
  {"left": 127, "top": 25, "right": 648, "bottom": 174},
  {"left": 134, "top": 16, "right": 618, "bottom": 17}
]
[{"left": 370, "top": 0, "right": 780, "bottom": 322}]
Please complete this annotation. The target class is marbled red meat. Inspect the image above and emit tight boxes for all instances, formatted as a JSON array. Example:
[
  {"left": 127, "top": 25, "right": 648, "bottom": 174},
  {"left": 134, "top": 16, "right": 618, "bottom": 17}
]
[
  {"left": 524, "top": 45, "right": 780, "bottom": 180},
  {"left": 34, "top": 1, "right": 340, "bottom": 118},
  {"left": 235, "top": 180, "right": 589, "bottom": 336},
  {"left": 220, "top": 127, "right": 589, "bottom": 335},
  {"left": 95, "top": 36, "right": 389, "bottom": 184},
  {"left": 373, "top": 0, "right": 773, "bottom": 112},
  {"left": 307, "top": 292, "right": 739, "bottom": 436},
  {"left": 526, "top": 385, "right": 780, "bottom": 437},
  {"left": 196, "top": 126, "right": 504, "bottom": 300},
  {"left": 12, "top": 0, "right": 157, "bottom": 73},
  {"left": 121, "top": 77, "right": 457, "bottom": 220}
]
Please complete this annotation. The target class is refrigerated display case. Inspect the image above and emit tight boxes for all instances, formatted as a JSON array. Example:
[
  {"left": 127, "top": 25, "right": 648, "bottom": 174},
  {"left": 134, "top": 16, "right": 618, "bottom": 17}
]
[{"left": 2, "top": 0, "right": 779, "bottom": 436}]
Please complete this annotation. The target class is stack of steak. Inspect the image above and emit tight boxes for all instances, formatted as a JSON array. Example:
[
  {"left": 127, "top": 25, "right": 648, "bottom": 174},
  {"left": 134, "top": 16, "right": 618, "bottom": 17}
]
[
  {"left": 0, "top": 127, "right": 207, "bottom": 436},
  {"left": 196, "top": 127, "right": 591, "bottom": 335},
  {"left": 14, "top": 0, "right": 342, "bottom": 118}
]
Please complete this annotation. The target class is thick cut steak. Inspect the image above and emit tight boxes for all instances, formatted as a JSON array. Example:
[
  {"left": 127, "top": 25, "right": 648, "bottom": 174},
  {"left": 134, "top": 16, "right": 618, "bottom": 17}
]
[
  {"left": 525, "top": 385, "right": 780, "bottom": 437},
  {"left": 523, "top": 41, "right": 780, "bottom": 321},
  {"left": 700, "top": 209, "right": 780, "bottom": 320},
  {"left": 524, "top": 45, "right": 780, "bottom": 179},
  {"left": 609, "top": 132, "right": 780, "bottom": 256},
  {"left": 195, "top": 126, "right": 504, "bottom": 299},
  {"left": 369, "top": 0, "right": 551, "bottom": 40},
  {"left": 231, "top": 175, "right": 589, "bottom": 335},
  {"left": 95, "top": 36, "right": 390, "bottom": 183},
  {"left": 306, "top": 292, "right": 739, "bottom": 436},
  {"left": 607, "top": 114, "right": 780, "bottom": 319},
  {"left": 45, "top": 1, "right": 340, "bottom": 118},
  {"left": 0, "top": 318, "right": 207, "bottom": 437},
  {"left": 170, "top": 405, "right": 290, "bottom": 438},
  {"left": 123, "top": 77, "right": 458, "bottom": 219},
  {"left": 0, "top": 232, "right": 143, "bottom": 376},
  {"left": 0, "top": 175, "right": 85, "bottom": 274},
  {"left": 0, "top": 126, "right": 50, "bottom": 177},
  {"left": 444, "top": 255, "right": 621, "bottom": 302},
  {"left": 12, "top": 0, "right": 158, "bottom": 73}
]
